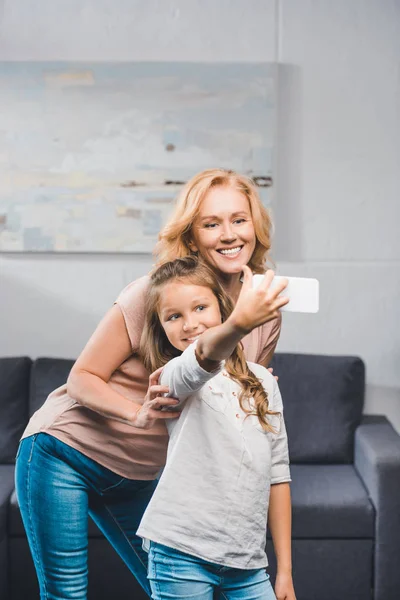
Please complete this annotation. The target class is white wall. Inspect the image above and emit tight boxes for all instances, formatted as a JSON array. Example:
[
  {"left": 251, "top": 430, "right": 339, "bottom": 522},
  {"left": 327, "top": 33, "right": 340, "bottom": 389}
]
[
  {"left": 274, "top": 0, "right": 400, "bottom": 432},
  {"left": 1, "top": 0, "right": 399, "bottom": 430}
]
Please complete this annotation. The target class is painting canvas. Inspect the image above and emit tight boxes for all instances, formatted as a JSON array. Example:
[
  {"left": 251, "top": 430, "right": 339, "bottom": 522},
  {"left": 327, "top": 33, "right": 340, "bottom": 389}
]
[{"left": 0, "top": 62, "right": 276, "bottom": 252}]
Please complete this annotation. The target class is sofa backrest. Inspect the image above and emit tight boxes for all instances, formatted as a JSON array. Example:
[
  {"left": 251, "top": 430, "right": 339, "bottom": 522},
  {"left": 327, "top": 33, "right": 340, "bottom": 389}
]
[
  {"left": 3, "top": 352, "right": 364, "bottom": 466},
  {"left": 29, "top": 358, "right": 75, "bottom": 416},
  {"left": 0, "top": 357, "right": 31, "bottom": 463},
  {"left": 270, "top": 353, "right": 365, "bottom": 464}
]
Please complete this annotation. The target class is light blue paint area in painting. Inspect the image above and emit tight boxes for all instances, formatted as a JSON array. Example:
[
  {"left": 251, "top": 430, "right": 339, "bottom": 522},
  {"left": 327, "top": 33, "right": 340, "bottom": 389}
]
[
  {"left": 24, "top": 227, "right": 54, "bottom": 251},
  {"left": 1, "top": 205, "right": 21, "bottom": 232},
  {"left": 143, "top": 210, "right": 163, "bottom": 236},
  {"left": 116, "top": 189, "right": 178, "bottom": 205},
  {"left": 33, "top": 194, "right": 55, "bottom": 204},
  {"left": 258, "top": 189, "right": 269, "bottom": 206},
  {"left": 163, "top": 127, "right": 184, "bottom": 148}
]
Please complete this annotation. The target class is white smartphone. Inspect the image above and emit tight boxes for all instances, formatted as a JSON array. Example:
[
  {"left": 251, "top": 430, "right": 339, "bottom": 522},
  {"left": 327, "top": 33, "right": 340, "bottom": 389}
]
[{"left": 252, "top": 274, "right": 319, "bottom": 313}]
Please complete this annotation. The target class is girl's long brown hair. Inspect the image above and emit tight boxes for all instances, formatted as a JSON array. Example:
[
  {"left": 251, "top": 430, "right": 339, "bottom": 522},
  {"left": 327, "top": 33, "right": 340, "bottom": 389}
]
[{"left": 139, "top": 256, "right": 279, "bottom": 432}]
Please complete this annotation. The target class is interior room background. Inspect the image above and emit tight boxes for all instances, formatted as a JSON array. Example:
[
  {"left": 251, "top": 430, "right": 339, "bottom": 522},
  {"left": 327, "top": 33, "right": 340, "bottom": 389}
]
[{"left": 0, "top": 0, "right": 399, "bottom": 432}]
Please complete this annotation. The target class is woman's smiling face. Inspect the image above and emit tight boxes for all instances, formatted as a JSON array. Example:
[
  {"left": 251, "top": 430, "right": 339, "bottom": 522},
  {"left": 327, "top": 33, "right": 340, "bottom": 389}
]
[{"left": 189, "top": 185, "right": 256, "bottom": 276}]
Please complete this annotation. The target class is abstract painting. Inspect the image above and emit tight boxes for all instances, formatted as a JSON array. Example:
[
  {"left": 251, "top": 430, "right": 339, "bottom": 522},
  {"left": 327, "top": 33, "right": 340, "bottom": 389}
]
[{"left": 0, "top": 62, "right": 276, "bottom": 252}]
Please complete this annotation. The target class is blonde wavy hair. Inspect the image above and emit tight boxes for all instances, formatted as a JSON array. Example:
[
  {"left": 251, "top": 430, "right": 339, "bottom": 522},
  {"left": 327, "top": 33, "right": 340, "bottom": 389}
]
[
  {"left": 139, "top": 256, "right": 279, "bottom": 432},
  {"left": 155, "top": 168, "right": 273, "bottom": 274}
]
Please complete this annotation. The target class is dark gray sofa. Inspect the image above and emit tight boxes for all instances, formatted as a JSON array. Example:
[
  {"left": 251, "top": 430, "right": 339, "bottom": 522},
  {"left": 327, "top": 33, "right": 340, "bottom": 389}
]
[{"left": 0, "top": 353, "right": 399, "bottom": 600}]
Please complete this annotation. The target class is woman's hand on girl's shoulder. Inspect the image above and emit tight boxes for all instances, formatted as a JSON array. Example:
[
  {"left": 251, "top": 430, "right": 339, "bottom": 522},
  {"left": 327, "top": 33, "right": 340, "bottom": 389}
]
[
  {"left": 131, "top": 368, "right": 181, "bottom": 429},
  {"left": 229, "top": 266, "right": 289, "bottom": 334},
  {"left": 268, "top": 367, "right": 279, "bottom": 382}
]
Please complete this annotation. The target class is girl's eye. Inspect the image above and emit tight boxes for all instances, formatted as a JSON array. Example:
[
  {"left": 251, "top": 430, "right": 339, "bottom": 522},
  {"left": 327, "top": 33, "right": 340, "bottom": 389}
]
[
  {"left": 168, "top": 313, "right": 180, "bottom": 321},
  {"left": 195, "top": 305, "right": 206, "bottom": 312}
]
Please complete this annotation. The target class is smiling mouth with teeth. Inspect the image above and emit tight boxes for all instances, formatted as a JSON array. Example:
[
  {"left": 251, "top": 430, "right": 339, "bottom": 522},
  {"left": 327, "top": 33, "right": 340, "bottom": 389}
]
[
  {"left": 217, "top": 246, "right": 243, "bottom": 256},
  {"left": 182, "top": 334, "right": 202, "bottom": 343}
]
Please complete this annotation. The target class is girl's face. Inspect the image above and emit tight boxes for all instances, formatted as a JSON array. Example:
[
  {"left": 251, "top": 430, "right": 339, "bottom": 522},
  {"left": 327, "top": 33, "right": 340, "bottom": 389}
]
[
  {"left": 158, "top": 281, "right": 222, "bottom": 351},
  {"left": 189, "top": 185, "right": 256, "bottom": 276}
]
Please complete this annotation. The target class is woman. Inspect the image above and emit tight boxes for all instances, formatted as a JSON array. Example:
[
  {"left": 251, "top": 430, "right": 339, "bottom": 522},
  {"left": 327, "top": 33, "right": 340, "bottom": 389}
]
[
  {"left": 15, "top": 169, "right": 286, "bottom": 599},
  {"left": 136, "top": 256, "right": 295, "bottom": 600}
]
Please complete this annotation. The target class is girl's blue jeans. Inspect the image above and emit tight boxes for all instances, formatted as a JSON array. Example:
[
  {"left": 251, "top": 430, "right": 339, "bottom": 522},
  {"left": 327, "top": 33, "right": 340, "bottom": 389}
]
[
  {"left": 148, "top": 542, "right": 277, "bottom": 600},
  {"left": 15, "top": 432, "right": 157, "bottom": 599}
]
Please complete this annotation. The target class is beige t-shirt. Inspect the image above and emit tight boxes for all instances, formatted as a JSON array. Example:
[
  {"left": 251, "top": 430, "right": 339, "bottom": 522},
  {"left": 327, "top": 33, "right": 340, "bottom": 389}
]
[{"left": 21, "top": 275, "right": 282, "bottom": 480}]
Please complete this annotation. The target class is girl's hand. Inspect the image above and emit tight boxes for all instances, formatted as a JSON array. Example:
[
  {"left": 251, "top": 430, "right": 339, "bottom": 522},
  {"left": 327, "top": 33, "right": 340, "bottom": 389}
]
[
  {"left": 274, "top": 571, "right": 296, "bottom": 600},
  {"left": 229, "top": 266, "right": 289, "bottom": 334},
  {"left": 131, "top": 367, "right": 181, "bottom": 429}
]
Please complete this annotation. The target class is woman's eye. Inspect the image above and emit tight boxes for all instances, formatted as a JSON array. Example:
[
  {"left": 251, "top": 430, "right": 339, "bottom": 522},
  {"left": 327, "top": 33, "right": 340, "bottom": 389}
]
[
  {"left": 234, "top": 218, "right": 246, "bottom": 225},
  {"left": 204, "top": 223, "right": 218, "bottom": 229},
  {"left": 168, "top": 314, "right": 180, "bottom": 321}
]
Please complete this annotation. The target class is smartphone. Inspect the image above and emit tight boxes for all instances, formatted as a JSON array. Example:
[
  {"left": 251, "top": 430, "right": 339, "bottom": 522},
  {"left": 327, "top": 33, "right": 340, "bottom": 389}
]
[{"left": 252, "top": 274, "right": 319, "bottom": 313}]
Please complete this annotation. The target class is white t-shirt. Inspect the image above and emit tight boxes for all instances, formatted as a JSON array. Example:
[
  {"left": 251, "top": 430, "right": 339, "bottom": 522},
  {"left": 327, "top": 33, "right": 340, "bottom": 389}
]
[{"left": 137, "top": 342, "right": 291, "bottom": 570}]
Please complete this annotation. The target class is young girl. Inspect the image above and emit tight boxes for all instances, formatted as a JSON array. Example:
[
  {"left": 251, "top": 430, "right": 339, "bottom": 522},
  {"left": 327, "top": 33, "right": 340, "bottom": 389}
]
[{"left": 137, "top": 256, "right": 296, "bottom": 600}]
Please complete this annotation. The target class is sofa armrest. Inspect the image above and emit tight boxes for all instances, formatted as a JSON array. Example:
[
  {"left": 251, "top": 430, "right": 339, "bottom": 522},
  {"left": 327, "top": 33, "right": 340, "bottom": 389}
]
[
  {"left": 0, "top": 465, "right": 15, "bottom": 600},
  {"left": 354, "top": 415, "right": 400, "bottom": 600}
]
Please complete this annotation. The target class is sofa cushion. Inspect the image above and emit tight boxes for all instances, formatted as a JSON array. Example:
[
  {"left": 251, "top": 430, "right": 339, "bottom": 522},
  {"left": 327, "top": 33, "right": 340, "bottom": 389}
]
[
  {"left": 270, "top": 353, "right": 365, "bottom": 463},
  {"left": 0, "top": 465, "right": 15, "bottom": 539},
  {"left": 0, "top": 357, "right": 31, "bottom": 463},
  {"left": 10, "top": 465, "right": 375, "bottom": 540},
  {"left": 266, "top": 539, "right": 373, "bottom": 600},
  {"left": 29, "top": 358, "right": 75, "bottom": 416},
  {"left": 281, "top": 464, "right": 374, "bottom": 538}
]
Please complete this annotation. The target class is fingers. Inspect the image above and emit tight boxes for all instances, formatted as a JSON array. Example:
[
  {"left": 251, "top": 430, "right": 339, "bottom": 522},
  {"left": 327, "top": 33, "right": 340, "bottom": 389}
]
[
  {"left": 148, "top": 366, "right": 164, "bottom": 386},
  {"left": 258, "top": 270, "right": 289, "bottom": 310},
  {"left": 271, "top": 277, "right": 289, "bottom": 297},
  {"left": 257, "top": 269, "right": 275, "bottom": 291},
  {"left": 268, "top": 367, "right": 279, "bottom": 382},
  {"left": 275, "top": 294, "right": 290, "bottom": 310},
  {"left": 158, "top": 396, "right": 180, "bottom": 407},
  {"left": 147, "top": 384, "right": 170, "bottom": 398},
  {"left": 148, "top": 396, "right": 181, "bottom": 419},
  {"left": 148, "top": 395, "right": 179, "bottom": 409},
  {"left": 151, "top": 366, "right": 164, "bottom": 376},
  {"left": 258, "top": 272, "right": 288, "bottom": 300},
  {"left": 149, "top": 408, "right": 180, "bottom": 420},
  {"left": 241, "top": 264, "right": 253, "bottom": 289}
]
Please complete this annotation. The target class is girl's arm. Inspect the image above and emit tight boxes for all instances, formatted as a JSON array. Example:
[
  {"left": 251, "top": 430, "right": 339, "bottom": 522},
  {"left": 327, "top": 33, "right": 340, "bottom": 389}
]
[
  {"left": 196, "top": 267, "right": 288, "bottom": 370},
  {"left": 160, "top": 341, "right": 224, "bottom": 403},
  {"left": 267, "top": 381, "right": 295, "bottom": 600},
  {"left": 268, "top": 484, "right": 296, "bottom": 600}
]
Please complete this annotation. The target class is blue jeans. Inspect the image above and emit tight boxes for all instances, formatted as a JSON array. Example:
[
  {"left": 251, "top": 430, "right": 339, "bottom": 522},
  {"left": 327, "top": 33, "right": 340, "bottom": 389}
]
[
  {"left": 148, "top": 542, "right": 277, "bottom": 600},
  {"left": 15, "top": 433, "right": 157, "bottom": 599}
]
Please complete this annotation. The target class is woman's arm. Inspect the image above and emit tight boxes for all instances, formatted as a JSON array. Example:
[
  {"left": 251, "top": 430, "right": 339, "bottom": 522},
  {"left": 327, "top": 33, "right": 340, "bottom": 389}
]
[
  {"left": 257, "top": 312, "right": 282, "bottom": 369},
  {"left": 67, "top": 305, "right": 179, "bottom": 426},
  {"left": 268, "top": 483, "right": 296, "bottom": 600}
]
